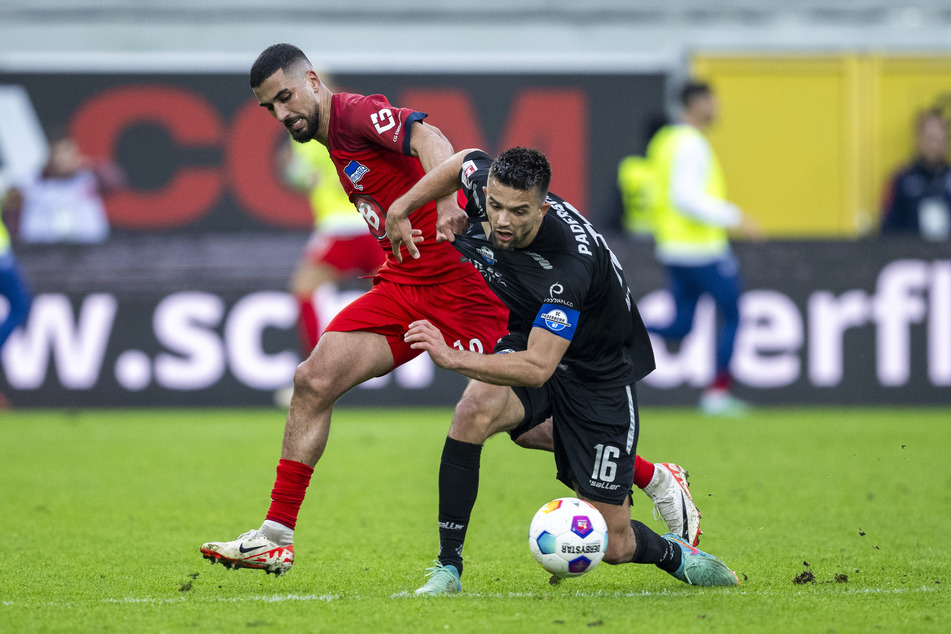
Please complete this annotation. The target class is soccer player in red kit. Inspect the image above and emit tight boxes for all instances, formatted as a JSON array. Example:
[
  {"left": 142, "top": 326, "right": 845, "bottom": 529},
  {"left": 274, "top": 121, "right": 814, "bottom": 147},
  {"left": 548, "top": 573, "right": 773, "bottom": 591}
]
[{"left": 200, "top": 43, "right": 700, "bottom": 577}]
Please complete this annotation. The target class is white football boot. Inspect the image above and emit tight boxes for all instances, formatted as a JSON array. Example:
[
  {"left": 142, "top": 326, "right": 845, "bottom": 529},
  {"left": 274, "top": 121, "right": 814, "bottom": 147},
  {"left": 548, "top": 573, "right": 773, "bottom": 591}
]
[
  {"left": 200, "top": 529, "right": 294, "bottom": 576},
  {"left": 645, "top": 463, "right": 702, "bottom": 547}
]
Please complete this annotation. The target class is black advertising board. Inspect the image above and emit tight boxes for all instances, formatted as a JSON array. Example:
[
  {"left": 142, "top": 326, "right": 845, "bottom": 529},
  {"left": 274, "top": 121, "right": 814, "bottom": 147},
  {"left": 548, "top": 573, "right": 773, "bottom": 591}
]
[
  {"left": 2, "top": 235, "right": 948, "bottom": 408},
  {"left": 1, "top": 71, "right": 947, "bottom": 407}
]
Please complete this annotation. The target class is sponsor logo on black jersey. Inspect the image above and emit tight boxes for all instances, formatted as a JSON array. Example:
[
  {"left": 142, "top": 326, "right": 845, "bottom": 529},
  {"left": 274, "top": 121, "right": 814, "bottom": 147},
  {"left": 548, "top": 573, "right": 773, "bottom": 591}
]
[
  {"left": 465, "top": 258, "right": 507, "bottom": 288},
  {"left": 524, "top": 251, "right": 552, "bottom": 270},
  {"left": 545, "top": 297, "right": 575, "bottom": 308},
  {"left": 477, "top": 246, "right": 496, "bottom": 265},
  {"left": 544, "top": 282, "right": 574, "bottom": 307}
]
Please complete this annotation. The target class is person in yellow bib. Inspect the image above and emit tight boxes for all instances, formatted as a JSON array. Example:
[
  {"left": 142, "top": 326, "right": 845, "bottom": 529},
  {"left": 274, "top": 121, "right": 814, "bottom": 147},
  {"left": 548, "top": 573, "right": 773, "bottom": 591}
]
[
  {"left": 281, "top": 138, "right": 385, "bottom": 352},
  {"left": 271, "top": 138, "right": 385, "bottom": 408},
  {"left": 645, "top": 81, "right": 762, "bottom": 416}
]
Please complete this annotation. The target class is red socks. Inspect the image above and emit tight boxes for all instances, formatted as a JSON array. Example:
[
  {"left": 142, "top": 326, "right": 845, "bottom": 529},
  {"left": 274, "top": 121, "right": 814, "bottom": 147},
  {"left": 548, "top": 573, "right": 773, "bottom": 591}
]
[
  {"left": 265, "top": 459, "right": 314, "bottom": 530},
  {"left": 711, "top": 369, "right": 732, "bottom": 391},
  {"left": 298, "top": 297, "right": 320, "bottom": 355},
  {"left": 632, "top": 455, "right": 655, "bottom": 490}
]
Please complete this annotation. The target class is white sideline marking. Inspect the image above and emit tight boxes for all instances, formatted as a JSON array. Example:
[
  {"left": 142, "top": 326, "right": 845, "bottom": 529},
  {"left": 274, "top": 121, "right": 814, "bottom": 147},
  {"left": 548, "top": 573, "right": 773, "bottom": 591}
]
[{"left": 2, "top": 585, "right": 941, "bottom": 608}]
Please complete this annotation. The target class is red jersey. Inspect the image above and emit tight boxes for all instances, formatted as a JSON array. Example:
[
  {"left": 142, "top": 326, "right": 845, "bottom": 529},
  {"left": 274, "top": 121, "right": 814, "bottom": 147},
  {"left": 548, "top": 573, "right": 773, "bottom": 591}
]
[{"left": 327, "top": 92, "right": 472, "bottom": 285}]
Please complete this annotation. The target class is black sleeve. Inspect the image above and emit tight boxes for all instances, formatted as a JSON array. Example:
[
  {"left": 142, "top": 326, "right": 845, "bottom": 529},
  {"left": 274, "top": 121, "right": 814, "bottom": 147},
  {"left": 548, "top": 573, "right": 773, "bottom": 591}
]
[{"left": 458, "top": 150, "right": 494, "bottom": 221}]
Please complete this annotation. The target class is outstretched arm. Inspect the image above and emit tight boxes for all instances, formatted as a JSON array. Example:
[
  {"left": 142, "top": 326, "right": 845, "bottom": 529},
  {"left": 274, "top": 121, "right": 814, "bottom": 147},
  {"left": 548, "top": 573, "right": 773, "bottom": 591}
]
[
  {"left": 410, "top": 124, "right": 471, "bottom": 243},
  {"left": 386, "top": 148, "right": 478, "bottom": 261},
  {"left": 404, "top": 319, "right": 569, "bottom": 388}
]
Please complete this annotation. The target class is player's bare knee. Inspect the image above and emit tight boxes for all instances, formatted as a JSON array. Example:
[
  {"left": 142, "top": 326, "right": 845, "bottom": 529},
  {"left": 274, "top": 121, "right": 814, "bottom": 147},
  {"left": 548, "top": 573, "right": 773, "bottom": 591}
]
[
  {"left": 292, "top": 357, "right": 337, "bottom": 408},
  {"left": 449, "top": 394, "right": 500, "bottom": 443}
]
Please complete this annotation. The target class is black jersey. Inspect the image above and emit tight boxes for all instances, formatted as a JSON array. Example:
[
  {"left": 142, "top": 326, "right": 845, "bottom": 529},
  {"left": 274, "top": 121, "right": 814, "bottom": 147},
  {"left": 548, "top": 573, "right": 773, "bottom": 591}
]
[{"left": 452, "top": 150, "right": 655, "bottom": 387}]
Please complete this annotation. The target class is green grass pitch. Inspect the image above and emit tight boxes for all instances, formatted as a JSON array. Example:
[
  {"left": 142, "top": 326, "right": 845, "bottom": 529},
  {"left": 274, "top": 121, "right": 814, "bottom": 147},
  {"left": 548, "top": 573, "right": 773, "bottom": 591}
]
[{"left": 1, "top": 406, "right": 948, "bottom": 632}]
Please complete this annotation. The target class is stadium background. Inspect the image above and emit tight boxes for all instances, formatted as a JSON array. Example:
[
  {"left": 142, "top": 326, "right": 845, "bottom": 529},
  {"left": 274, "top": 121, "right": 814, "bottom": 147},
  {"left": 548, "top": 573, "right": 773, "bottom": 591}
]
[{"left": 0, "top": 0, "right": 949, "bottom": 407}]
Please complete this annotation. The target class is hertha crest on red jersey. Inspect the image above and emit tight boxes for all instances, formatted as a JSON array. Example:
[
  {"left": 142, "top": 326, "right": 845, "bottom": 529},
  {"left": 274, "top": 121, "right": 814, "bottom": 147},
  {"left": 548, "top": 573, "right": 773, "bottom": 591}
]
[{"left": 344, "top": 160, "right": 370, "bottom": 191}]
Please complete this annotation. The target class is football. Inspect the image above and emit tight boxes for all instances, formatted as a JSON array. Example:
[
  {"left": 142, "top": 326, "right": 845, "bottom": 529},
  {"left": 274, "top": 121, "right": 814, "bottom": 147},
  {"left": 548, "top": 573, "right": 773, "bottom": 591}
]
[{"left": 528, "top": 497, "right": 608, "bottom": 578}]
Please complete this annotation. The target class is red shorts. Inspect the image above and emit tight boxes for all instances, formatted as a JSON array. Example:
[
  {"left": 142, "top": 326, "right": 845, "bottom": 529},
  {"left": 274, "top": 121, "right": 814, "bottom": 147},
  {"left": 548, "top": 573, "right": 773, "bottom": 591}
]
[
  {"left": 305, "top": 231, "right": 385, "bottom": 275},
  {"left": 325, "top": 270, "right": 509, "bottom": 368}
]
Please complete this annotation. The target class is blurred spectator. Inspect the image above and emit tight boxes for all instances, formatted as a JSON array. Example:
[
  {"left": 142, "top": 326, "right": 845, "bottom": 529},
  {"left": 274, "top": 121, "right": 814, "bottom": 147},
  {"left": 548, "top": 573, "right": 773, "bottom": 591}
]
[
  {"left": 615, "top": 114, "right": 669, "bottom": 237},
  {"left": 3, "top": 132, "right": 124, "bottom": 244},
  {"left": 280, "top": 138, "right": 384, "bottom": 353},
  {"left": 632, "top": 80, "right": 762, "bottom": 417},
  {"left": 0, "top": 197, "right": 32, "bottom": 406},
  {"left": 272, "top": 138, "right": 384, "bottom": 406},
  {"left": 880, "top": 109, "right": 951, "bottom": 241}
]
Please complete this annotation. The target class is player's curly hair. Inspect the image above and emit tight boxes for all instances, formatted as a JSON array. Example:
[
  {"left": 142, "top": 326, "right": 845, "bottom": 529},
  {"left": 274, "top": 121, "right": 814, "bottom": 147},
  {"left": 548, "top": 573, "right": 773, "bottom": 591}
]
[
  {"left": 488, "top": 147, "right": 551, "bottom": 202},
  {"left": 250, "top": 43, "right": 312, "bottom": 88}
]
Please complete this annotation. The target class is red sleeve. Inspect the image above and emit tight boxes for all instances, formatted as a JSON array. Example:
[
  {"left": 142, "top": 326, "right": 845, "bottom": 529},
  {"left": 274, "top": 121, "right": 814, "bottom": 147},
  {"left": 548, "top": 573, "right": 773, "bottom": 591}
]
[{"left": 331, "top": 92, "right": 428, "bottom": 157}]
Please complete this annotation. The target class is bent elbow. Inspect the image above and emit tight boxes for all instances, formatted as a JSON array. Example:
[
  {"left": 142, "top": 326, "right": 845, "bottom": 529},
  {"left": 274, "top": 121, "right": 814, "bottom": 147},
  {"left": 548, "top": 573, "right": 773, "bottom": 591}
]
[{"left": 524, "top": 366, "right": 556, "bottom": 389}]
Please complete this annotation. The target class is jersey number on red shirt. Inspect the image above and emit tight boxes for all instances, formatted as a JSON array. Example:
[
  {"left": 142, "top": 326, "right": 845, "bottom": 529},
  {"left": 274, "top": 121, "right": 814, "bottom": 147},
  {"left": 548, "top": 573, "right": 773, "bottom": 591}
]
[{"left": 355, "top": 195, "right": 386, "bottom": 238}]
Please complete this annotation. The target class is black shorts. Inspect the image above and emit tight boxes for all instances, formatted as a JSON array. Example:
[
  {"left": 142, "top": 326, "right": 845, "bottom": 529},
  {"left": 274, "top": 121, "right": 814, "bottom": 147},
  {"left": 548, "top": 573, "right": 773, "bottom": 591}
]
[{"left": 497, "top": 334, "right": 639, "bottom": 505}]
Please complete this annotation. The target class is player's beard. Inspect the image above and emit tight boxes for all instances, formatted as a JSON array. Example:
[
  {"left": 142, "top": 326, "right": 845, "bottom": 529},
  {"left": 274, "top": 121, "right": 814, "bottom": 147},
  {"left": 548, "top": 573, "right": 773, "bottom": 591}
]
[
  {"left": 489, "top": 222, "right": 525, "bottom": 250},
  {"left": 491, "top": 231, "right": 519, "bottom": 250},
  {"left": 287, "top": 110, "right": 319, "bottom": 143}
]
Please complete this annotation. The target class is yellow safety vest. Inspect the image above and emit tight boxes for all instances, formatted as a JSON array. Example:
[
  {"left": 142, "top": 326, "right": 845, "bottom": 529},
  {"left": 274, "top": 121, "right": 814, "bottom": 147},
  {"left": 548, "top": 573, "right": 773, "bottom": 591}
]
[
  {"left": 289, "top": 141, "right": 364, "bottom": 232},
  {"left": 616, "top": 154, "right": 656, "bottom": 236},
  {"left": 0, "top": 203, "right": 10, "bottom": 254},
  {"left": 647, "top": 124, "right": 730, "bottom": 260}
]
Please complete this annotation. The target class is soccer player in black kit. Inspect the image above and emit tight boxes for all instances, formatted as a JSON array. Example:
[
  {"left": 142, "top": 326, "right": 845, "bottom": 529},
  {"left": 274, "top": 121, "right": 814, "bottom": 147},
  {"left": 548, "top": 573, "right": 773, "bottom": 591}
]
[{"left": 388, "top": 147, "right": 740, "bottom": 594}]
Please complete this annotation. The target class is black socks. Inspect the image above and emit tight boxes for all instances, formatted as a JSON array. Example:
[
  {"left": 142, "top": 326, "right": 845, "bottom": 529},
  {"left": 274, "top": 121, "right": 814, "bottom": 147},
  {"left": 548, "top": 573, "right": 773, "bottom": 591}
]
[
  {"left": 436, "top": 437, "right": 483, "bottom": 575},
  {"left": 630, "top": 519, "right": 682, "bottom": 574}
]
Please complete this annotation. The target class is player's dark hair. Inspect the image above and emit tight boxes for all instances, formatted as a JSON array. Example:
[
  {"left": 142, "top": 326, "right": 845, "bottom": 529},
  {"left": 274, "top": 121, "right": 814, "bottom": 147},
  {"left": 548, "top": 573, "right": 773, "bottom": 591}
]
[
  {"left": 250, "top": 43, "right": 311, "bottom": 88},
  {"left": 680, "top": 80, "right": 712, "bottom": 108},
  {"left": 489, "top": 147, "right": 551, "bottom": 202}
]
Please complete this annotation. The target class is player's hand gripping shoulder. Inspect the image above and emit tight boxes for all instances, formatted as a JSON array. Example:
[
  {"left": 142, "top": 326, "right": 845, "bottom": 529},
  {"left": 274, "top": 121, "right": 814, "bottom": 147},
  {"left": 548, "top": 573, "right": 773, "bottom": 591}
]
[
  {"left": 385, "top": 149, "right": 474, "bottom": 262},
  {"left": 409, "top": 122, "right": 464, "bottom": 244},
  {"left": 434, "top": 198, "right": 467, "bottom": 244}
]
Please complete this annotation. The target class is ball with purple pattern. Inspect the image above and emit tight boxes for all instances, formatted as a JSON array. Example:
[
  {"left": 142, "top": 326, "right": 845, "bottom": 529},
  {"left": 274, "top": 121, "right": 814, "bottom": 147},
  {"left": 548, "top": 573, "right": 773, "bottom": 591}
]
[{"left": 528, "top": 497, "right": 608, "bottom": 578}]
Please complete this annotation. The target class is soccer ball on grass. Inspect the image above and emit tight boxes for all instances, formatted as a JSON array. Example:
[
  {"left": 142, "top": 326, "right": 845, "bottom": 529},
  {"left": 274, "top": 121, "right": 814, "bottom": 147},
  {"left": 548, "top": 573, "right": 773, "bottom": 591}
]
[{"left": 528, "top": 497, "right": 608, "bottom": 578}]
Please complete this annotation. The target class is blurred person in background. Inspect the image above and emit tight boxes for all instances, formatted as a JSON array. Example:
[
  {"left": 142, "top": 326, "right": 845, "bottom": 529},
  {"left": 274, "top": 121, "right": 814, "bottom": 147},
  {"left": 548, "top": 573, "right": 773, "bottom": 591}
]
[
  {"left": 0, "top": 196, "right": 32, "bottom": 408},
  {"left": 880, "top": 108, "right": 951, "bottom": 241},
  {"left": 273, "top": 137, "right": 384, "bottom": 406},
  {"left": 615, "top": 114, "right": 670, "bottom": 238},
  {"left": 638, "top": 80, "right": 762, "bottom": 417},
  {"left": 2, "top": 132, "right": 124, "bottom": 244}
]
